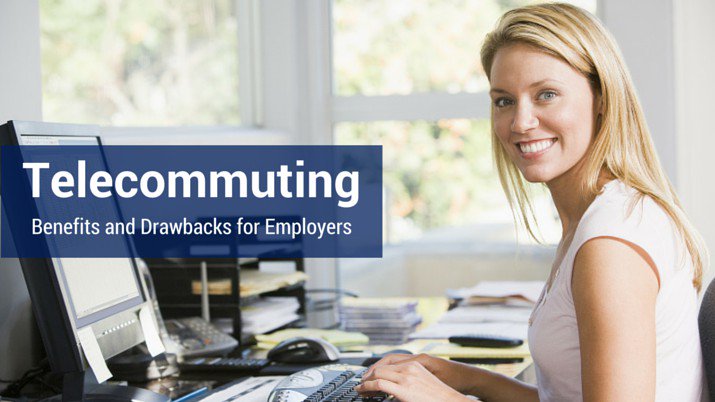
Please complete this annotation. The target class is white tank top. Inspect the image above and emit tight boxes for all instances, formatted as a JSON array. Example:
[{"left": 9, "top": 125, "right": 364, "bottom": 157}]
[{"left": 527, "top": 180, "right": 705, "bottom": 402}]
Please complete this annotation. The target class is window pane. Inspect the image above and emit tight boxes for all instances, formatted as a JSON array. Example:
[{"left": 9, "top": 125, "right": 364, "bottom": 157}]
[
  {"left": 40, "top": 0, "right": 240, "bottom": 126},
  {"left": 335, "top": 120, "right": 560, "bottom": 244},
  {"left": 332, "top": 0, "right": 597, "bottom": 96}
]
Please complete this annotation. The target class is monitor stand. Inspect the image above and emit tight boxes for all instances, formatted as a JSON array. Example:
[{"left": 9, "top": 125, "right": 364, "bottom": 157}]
[
  {"left": 45, "top": 371, "right": 171, "bottom": 402},
  {"left": 107, "top": 352, "right": 179, "bottom": 382}
]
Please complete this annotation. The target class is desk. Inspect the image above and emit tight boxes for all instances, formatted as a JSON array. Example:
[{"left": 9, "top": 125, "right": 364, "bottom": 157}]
[
  {"left": 340, "top": 297, "right": 535, "bottom": 384},
  {"left": 129, "top": 297, "right": 536, "bottom": 400},
  {"left": 247, "top": 297, "right": 535, "bottom": 384}
]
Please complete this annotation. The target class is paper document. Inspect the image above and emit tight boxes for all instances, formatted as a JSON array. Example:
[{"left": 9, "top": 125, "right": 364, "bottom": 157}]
[
  {"left": 440, "top": 305, "right": 532, "bottom": 323},
  {"left": 409, "top": 322, "right": 529, "bottom": 340},
  {"left": 139, "top": 305, "right": 166, "bottom": 357},
  {"left": 255, "top": 328, "right": 369, "bottom": 349},
  {"left": 242, "top": 297, "right": 301, "bottom": 335},
  {"left": 240, "top": 271, "right": 309, "bottom": 297},
  {"left": 77, "top": 326, "right": 113, "bottom": 383},
  {"left": 447, "top": 281, "right": 545, "bottom": 304},
  {"left": 198, "top": 377, "right": 283, "bottom": 402},
  {"left": 424, "top": 342, "right": 531, "bottom": 359}
]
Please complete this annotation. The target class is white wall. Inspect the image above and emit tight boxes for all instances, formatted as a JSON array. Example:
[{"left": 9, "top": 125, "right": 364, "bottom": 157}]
[
  {"left": 0, "top": 0, "right": 44, "bottom": 381},
  {"left": 601, "top": 0, "right": 677, "bottom": 181},
  {"left": 674, "top": 0, "right": 715, "bottom": 289},
  {"left": 596, "top": 0, "right": 715, "bottom": 290},
  {"left": 258, "top": 0, "right": 337, "bottom": 296},
  {"left": 0, "top": 1, "right": 42, "bottom": 122}
]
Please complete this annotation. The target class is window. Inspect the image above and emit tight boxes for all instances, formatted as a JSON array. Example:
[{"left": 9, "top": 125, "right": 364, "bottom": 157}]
[
  {"left": 335, "top": 119, "right": 506, "bottom": 242},
  {"left": 332, "top": 0, "right": 596, "bottom": 245},
  {"left": 332, "top": 1, "right": 498, "bottom": 96},
  {"left": 40, "top": 0, "right": 242, "bottom": 126}
]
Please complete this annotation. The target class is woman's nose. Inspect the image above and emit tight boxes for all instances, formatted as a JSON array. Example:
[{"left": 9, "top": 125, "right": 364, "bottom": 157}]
[{"left": 511, "top": 104, "right": 539, "bottom": 133}]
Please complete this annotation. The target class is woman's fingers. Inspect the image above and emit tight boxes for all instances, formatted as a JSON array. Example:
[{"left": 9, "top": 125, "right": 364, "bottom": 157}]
[
  {"left": 364, "top": 353, "right": 415, "bottom": 377},
  {"left": 355, "top": 377, "right": 400, "bottom": 396},
  {"left": 364, "top": 365, "right": 408, "bottom": 384},
  {"left": 356, "top": 361, "right": 466, "bottom": 402}
]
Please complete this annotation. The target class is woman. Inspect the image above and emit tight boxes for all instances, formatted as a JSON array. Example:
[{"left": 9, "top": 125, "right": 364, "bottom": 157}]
[{"left": 355, "top": 3, "right": 708, "bottom": 401}]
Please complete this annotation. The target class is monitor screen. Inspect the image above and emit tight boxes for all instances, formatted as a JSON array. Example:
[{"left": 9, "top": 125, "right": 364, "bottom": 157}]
[
  {"left": 57, "top": 258, "right": 142, "bottom": 321},
  {"left": 19, "top": 133, "right": 144, "bottom": 328}
]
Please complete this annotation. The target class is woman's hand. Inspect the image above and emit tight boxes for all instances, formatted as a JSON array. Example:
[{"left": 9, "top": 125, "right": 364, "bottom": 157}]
[
  {"left": 355, "top": 354, "right": 473, "bottom": 402},
  {"left": 362, "top": 353, "right": 472, "bottom": 392}
]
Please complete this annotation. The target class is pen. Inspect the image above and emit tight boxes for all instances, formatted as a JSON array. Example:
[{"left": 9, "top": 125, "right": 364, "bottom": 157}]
[
  {"left": 449, "top": 357, "right": 524, "bottom": 364},
  {"left": 172, "top": 386, "right": 208, "bottom": 402}
]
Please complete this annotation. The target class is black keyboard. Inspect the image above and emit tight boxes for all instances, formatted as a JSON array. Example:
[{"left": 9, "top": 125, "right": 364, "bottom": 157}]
[
  {"left": 178, "top": 357, "right": 270, "bottom": 373},
  {"left": 268, "top": 364, "right": 389, "bottom": 402}
]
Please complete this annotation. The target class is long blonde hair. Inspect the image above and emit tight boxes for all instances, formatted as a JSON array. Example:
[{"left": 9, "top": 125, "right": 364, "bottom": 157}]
[{"left": 480, "top": 3, "right": 708, "bottom": 291}]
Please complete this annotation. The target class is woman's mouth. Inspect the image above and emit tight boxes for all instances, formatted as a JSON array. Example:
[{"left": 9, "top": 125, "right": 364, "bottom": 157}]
[{"left": 517, "top": 138, "right": 557, "bottom": 158}]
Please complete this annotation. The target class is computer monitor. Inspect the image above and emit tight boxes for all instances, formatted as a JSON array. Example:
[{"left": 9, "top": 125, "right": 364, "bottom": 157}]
[{"left": 0, "top": 121, "right": 161, "bottom": 400}]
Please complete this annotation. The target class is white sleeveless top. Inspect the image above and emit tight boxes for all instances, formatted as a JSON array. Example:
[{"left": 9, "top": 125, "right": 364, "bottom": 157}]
[{"left": 527, "top": 180, "right": 705, "bottom": 402}]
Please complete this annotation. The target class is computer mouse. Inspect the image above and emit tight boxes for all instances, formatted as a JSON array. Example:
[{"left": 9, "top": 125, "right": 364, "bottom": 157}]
[{"left": 267, "top": 337, "right": 340, "bottom": 363}]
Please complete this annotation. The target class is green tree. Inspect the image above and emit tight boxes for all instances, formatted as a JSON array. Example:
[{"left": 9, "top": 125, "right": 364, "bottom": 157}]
[{"left": 41, "top": 0, "right": 240, "bottom": 126}]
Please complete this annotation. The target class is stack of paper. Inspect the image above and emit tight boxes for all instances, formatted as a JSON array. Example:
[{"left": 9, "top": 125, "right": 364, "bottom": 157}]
[
  {"left": 439, "top": 304, "right": 532, "bottom": 323},
  {"left": 255, "top": 328, "right": 369, "bottom": 350},
  {"left": 410, "top": 321, "right": 529, "bottom": 340},
  {"left": 240, "top": 271, "right": 309, "bottom": 298},
  {"left": 340, "top": 299, "right": 422, "bottom": 345},
  {"left": 241, "top": 297, "right": 300, "bottom": 335},
  {"left": 190, "top": 271, "right": 309, "bottom": 297},
  {"left": 424, "top": 341, "right": 531, "bottom": 359},
  {"left": 446, "top": 281, "right": 544, "bottom": 306},
  {"left": 410, "top": 281, "right": 544, "bottom": 341}
]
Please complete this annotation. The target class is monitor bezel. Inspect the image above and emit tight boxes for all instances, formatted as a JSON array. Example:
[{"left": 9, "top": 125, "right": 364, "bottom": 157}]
[{"left": 1, "top": 120, "right": 152, "bottom": 375}]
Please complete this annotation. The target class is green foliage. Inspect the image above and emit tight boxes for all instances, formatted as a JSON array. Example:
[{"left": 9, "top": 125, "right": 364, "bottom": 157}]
[
  {"left": 336, "top": 120, "right": 506, "bottom": 241},
  {"left": 40, "top": 0, "right": 240, "bottom": 126},
  {"left": 332, "top": 0, "right": 531, "bottom": 95}
]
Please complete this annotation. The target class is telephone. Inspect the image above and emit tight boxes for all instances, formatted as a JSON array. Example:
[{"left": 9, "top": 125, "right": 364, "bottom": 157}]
[
  {"left": 136, "top": 259, "right": 238, "bottom": 358},
  {"left": 164, "top": 317, "right": 238, "bottom": 357}
]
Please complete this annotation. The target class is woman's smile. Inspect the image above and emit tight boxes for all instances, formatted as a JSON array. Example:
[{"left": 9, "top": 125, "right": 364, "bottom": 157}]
[{"left": 516, "top": 138, "right": 558, "bottom": 159}]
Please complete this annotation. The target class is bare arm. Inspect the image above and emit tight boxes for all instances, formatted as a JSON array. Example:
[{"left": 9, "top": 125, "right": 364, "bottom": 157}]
[
  {"left": 573, "top": 237, "right": 659, "bottom": 402},
  {"left": 461, "top": 366, "right": 539, "bottom": 402},
  {"left": 359, "top": 353, "right": 539, "bottom": 402}
]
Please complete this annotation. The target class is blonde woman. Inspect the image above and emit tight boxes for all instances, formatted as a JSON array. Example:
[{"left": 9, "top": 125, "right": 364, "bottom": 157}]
[{"left": 355, "top": 3, "right": 708, "bottom": 401}]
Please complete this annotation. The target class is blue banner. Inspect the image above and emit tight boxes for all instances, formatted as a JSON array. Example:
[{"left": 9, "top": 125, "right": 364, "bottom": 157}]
[{"left": 1, "top": 145, "right": 382, "bottom": 258}]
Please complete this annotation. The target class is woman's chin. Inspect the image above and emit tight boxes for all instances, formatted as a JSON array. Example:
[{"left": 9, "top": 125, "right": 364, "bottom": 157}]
[
  {"left": 523, "top": 176, "right": 548, "bottom": 184},
  {"left": 519, "top": 168, "right": 556, "bottom": 184}
]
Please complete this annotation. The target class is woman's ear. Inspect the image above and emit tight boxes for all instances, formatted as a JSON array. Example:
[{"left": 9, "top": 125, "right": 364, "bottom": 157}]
[
  {"left": 593, "top": 93, "right": 604, "bottom": 132},
  {"left": 594, "top": 93, "right": 604, "bottom": 116}
]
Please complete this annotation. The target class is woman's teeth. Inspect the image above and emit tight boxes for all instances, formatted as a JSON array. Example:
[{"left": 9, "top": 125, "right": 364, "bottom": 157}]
[{"left": 519, "top": 139, "right": 556, "bottom": 154}]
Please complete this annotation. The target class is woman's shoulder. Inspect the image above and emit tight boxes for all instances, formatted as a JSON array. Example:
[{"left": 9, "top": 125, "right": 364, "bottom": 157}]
[
  {"left": 579, "top": 180, "right": 673, "bottom": 235},
  {"left": 573, "top": 180, "right": 679, "bottom": 276}
]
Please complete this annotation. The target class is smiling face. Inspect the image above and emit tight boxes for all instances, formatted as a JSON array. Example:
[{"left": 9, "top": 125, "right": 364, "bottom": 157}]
[{"left": 489, "top": 43, "right": 598, "bottom": 185}]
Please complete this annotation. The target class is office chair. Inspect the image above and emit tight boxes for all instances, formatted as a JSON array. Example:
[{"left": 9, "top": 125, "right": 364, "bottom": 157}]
[{"left": 699, "top": 278, "right": 715, "bottom": 401}]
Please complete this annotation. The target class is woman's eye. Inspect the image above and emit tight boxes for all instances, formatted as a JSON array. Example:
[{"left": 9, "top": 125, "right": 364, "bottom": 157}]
[
  {"left": 538, "top": 91, "right": 557, "bottom": 101},
  {"left": 494, "top": 98, "right": 513, "bottom": 108}
]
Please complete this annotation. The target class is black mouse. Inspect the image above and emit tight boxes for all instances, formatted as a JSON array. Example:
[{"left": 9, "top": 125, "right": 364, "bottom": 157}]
[{"left": 267, "top": 337, "right": 340, "bottom": 363}]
